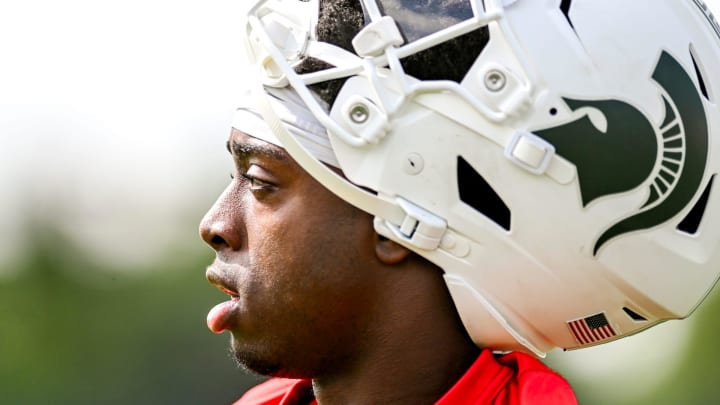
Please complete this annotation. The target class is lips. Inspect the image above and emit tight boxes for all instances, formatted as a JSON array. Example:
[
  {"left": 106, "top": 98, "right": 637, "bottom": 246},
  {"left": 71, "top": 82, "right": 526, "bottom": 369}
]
[{"left": 206, "top": 263, "right": 242, "bottom": 334}]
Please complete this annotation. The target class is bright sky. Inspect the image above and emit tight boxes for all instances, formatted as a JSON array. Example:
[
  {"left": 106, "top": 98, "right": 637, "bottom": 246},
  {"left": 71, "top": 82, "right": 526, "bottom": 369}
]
[{"left": 0, "top": 0, "right": 249, "bottom": 270}]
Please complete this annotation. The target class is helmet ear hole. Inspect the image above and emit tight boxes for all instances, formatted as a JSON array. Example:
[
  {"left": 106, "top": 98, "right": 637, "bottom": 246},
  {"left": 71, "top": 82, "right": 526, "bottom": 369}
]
[{"left": 457, "top": 156, "right": 511, "bottom": 231}]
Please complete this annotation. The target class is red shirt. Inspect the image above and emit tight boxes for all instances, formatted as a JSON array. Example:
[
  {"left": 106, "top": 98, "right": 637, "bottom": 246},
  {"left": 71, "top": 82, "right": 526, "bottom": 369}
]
[{"left": 234, "top": 350, "right": 577, "bottom": 404}]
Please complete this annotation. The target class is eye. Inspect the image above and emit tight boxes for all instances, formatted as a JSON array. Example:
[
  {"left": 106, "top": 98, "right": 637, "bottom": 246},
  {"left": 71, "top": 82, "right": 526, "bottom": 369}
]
[{"left": 241, "top": 173, "right": 274, "bottom": 191}]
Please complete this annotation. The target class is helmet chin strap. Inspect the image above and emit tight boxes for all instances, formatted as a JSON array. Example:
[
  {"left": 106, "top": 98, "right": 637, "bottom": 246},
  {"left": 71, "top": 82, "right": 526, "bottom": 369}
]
[
  {"left": 250, "top": 78, "right": 549, "bottom": 357},
  {"left": 249, "top": 79, "right": 407, "bottom": 228},
  {"left": 250, "top": 80, "right": 452, "bottom": 253}
]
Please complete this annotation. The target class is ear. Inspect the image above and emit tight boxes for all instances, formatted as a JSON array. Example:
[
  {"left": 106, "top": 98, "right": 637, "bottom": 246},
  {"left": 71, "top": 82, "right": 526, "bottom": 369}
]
[{"left": 375, "top": 234, "right": 412, "bottom": 265}]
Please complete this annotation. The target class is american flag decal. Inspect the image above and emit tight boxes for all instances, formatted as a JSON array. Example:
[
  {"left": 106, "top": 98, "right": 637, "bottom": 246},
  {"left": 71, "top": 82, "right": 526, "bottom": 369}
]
[{"left": 568, "top": 312, "right": 617, "bottom": 345}]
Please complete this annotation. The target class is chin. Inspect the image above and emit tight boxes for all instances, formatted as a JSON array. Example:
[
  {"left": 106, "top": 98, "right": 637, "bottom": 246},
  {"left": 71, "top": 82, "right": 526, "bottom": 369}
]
[
  {"left": 230, "top": 337, "right": 296, "bottom": 378},
  {"left": 233, "top": 350, "right": 283, "bottom": 376}
]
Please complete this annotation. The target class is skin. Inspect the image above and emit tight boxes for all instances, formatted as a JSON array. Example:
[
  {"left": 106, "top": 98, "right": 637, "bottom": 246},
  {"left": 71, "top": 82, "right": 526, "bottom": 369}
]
[{"left": 200, "top": 129, "right": 479, "bottom": 404}]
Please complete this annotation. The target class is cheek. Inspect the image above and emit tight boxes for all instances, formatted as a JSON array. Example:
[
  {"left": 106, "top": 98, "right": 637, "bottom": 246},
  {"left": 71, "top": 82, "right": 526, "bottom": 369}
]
[
  {"left": 246, "top": 197, "right": 375, "bottom": 309},
  {"left": 242, "top": 198, "right": 316, "bottom": 295}
]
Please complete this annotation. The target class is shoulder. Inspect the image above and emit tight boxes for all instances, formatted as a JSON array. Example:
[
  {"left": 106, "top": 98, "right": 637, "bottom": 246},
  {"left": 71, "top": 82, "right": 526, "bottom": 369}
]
[
  {"left": 233, "top": 378, "right": 304, "bottom": 405},
  {"left": 436, "top": 350, "right": 577, "bottom": 405},
  {"left": 496, "top": 352, "right": 578, "bottom": 405}
]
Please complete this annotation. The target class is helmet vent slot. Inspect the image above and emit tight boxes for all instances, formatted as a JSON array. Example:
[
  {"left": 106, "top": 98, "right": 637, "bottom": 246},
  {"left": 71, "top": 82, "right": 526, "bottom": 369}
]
[
  {"left": 690, "top": 45, "right": 710, "bottom": 101},
  {"left": 560, "top": 0, "right": 575, "bottom": 30},
  {"left": 677, "top": 174, "right": 715, "bottom": 235},
  {"left": 622, "top": 307, "right": 648, "bottom": 322},
  {"left": 457, "top": 156, "right": 511, "bottom": 230}
]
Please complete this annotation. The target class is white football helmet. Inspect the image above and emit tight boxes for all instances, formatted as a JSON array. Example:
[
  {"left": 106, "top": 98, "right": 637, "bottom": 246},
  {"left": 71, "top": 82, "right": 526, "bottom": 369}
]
[{"left": 241, "top": 0, "right": 720, "bottom": 356}]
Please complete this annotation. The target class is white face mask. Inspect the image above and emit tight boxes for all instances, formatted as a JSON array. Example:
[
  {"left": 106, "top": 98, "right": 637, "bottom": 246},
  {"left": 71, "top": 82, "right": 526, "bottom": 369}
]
[{"left": 232, "top": 86, "right": 340, "bottom": 168}]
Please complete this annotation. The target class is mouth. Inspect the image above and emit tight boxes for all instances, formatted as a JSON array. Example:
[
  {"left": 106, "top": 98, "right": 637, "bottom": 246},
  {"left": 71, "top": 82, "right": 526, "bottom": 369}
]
[
  {"left": 217, "top": 285, "right": 238, "bottom": 298},
  {"left": 206, "top": 264, "right": 242, "bottom": 334}
]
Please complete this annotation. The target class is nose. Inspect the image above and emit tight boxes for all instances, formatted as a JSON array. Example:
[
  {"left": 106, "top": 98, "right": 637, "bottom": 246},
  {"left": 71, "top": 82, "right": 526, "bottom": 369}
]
[{"left": 199, "top": 185, "right": 245, "bottom": 252}]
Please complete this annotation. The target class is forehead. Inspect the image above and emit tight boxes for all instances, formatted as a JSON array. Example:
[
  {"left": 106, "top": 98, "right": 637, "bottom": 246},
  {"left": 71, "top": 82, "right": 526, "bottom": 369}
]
[{"left": 227, "top": 128, "right": 291, "bottom": 163}]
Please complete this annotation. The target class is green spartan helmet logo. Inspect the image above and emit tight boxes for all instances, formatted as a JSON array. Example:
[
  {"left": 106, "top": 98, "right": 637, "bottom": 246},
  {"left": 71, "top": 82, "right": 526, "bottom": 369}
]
[{"left": 535, "top": 51, "right": 709, "bottom": 255}]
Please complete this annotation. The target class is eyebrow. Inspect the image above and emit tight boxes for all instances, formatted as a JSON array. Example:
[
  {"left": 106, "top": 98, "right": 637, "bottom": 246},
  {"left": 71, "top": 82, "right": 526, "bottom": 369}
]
[{"left": 227, "top": 139, "right": 289, "bottom": 162}]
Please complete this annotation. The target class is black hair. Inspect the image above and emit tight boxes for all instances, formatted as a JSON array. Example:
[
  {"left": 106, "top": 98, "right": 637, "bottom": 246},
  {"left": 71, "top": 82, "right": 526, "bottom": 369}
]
[{"left": 295, "top": 0, "right": 490, "bottom": 105}]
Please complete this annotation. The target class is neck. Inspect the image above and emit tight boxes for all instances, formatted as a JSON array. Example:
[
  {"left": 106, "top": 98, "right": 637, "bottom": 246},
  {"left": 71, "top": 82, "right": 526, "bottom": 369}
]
[{"left": 311, "top": 261, "right": 480, "bottom": 405}]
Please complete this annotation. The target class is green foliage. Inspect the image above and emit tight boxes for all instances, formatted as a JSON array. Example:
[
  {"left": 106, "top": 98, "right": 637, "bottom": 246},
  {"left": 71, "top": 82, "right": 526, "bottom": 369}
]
[
  {"left": 0, "top": 226, "right": 262, "bottom": 404},
  {"left": 630, "top": 291, "right": 720, "bottom": 405}
]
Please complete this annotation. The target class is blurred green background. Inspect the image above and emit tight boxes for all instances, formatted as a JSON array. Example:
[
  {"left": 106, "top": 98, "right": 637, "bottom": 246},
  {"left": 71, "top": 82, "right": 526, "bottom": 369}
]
[
  {"left": 2, "top": 0, "right": 720, "bottom": 404},
  {"left": 0, "top": 221, "right": 263, "bottom": 404}
]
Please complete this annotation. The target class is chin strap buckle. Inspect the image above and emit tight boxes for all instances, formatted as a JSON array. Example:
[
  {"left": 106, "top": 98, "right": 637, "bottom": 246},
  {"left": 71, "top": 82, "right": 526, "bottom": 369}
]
[{"left": 382, "top": 197, "right": 447, "bottom": 251}]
